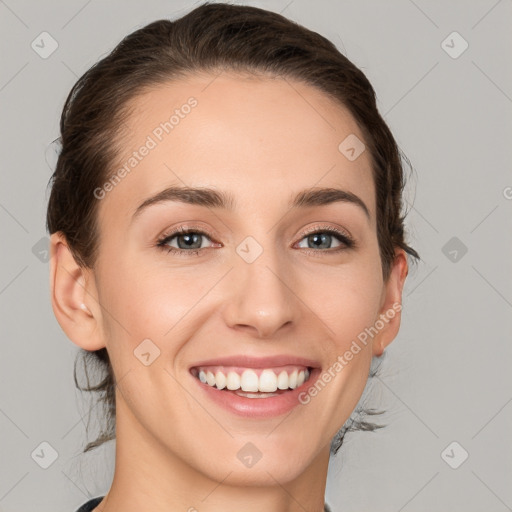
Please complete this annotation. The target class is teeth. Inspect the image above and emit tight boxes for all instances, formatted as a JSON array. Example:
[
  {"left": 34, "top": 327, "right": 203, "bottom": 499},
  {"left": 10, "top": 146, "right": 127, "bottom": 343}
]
[
  {"left": 240, "top": 369, "right": 259, "bottom": 392},
  {"left": 259, "top": 369, "right": 278, "bottom": 392},
  {"left": 277, "top": 370, "right": 289, "bottom": 390},
  {"left": 235, "top": 390, "right": 280, "bottom": 398},
  {"left": 206, "top": 371, "right": 216, "bottom": 387},
  {"left": 215, "top": 371, "right": 226, "bottom": 390},
  {"left": 226, "top": 371, "right": 240, "bottom": 390},
  {"left": 289, "top": 369, "right": 298, "bottom": 389},
  {"left": 196, "top": 366, "right": 312, "bottom": 392}
]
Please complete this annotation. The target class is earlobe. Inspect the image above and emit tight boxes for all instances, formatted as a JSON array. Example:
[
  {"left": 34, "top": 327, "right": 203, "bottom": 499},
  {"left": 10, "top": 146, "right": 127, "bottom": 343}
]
[
  {"left": 49, "top": 232, "right": 105, "bottom": 351},
  {"left": 372, "top": 249, "right": 409, "bottom": 357}
]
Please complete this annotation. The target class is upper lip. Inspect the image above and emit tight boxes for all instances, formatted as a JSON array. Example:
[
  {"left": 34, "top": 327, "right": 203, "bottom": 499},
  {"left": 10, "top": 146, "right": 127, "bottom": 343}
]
[{"left": 189, "top": 354, "right": 321, "bottom": 370}]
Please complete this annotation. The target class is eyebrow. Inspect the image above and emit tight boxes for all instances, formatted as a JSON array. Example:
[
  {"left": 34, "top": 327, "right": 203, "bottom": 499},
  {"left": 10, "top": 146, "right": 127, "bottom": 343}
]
[{"left": 131, "top": 185, "right": 370, "bottom": 223}]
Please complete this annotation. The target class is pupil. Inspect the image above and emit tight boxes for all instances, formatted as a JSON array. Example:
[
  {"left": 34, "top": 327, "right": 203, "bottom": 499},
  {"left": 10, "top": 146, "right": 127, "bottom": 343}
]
[
  {"left": 178, "top": 233, "right": 201, "bottom": 249},
  {"left": 309, "top": 233, "right": 330, "bottom": 249}
]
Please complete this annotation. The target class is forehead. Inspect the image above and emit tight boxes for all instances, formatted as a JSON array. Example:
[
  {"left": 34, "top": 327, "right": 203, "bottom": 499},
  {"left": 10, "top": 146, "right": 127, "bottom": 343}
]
[{"left": 98, "top": 72, "right": 375, "bottom": 226}]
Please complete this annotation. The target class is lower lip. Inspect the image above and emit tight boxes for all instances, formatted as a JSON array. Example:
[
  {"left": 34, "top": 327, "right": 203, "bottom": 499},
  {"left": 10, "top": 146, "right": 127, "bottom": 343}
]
[{"left": 192, "top": 368, "right": 321, "bottom": 418}]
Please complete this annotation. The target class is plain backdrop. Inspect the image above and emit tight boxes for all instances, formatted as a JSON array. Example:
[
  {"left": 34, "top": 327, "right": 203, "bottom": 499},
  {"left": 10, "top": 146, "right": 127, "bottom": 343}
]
[{"left": 0, "top": 1, "right": 511, "bottom": 511}]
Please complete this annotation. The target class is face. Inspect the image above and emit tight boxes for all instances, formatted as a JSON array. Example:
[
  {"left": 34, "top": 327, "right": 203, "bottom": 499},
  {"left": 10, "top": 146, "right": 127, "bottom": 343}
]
[{"left": 63, "top": 72, "right": 406, "bottom": 486}]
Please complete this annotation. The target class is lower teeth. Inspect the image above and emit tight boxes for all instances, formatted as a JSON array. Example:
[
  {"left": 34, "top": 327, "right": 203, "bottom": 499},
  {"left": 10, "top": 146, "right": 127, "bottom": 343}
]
[{"left": 234, "top": 390, "right": 280, "bottom": 398}]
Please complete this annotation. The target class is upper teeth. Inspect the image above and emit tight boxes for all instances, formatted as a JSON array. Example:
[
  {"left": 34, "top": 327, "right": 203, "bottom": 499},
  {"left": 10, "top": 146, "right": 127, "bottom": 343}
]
[{"left": 197, "top": 367, "right": 311, "bottom": 392}]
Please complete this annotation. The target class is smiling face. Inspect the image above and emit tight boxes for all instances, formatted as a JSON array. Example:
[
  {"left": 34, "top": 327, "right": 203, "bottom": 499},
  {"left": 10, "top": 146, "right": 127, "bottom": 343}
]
[{"left": 53, "top": 71, "right": 407, "bottom": 492}]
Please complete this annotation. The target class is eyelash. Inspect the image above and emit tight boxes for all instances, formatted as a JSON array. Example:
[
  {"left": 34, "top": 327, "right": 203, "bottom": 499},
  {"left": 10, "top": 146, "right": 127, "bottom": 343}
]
[{"left": 155, "top": 224, "right": 356, "bottom": 257}]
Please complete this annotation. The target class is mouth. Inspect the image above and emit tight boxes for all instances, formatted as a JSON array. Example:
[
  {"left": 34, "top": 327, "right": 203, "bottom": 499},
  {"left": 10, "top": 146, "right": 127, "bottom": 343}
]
[
  {"left": 189, "top": 356, "right": 320, "bottom": 418},
  {"left": 190, "top": 365, "right": 312, "bottom": 397},
  {"left": 191, "top": 365, "right": 313, "bottom": 398}
]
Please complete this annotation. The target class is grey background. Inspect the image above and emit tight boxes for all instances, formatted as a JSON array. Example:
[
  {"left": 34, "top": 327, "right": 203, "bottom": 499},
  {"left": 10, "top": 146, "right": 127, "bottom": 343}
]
[{"left": 1, "top": 0, "right": 511, "bottom": 511}]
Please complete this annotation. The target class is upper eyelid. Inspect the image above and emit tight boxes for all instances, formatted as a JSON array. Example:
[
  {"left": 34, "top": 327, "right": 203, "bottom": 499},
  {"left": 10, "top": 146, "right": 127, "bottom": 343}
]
[
  {"left": 299, "top": 224, "right": 352, "bottom": 239},
  {"left": 157, "top": 224, "right": 215, "bottom": 241}
]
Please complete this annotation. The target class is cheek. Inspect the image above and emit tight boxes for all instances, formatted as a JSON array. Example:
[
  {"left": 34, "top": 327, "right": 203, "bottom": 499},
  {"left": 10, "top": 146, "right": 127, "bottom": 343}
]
[
  {"left": 95, "top": 254, "right": 223, "bottom": 361},
  {"left": 310, "top": 258, "right": 384, "bottom": 346}
]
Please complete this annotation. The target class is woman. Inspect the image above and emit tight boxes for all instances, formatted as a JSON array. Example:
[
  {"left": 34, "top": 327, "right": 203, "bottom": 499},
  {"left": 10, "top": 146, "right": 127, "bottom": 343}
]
[{"left": 47, "top": 3, "right": 419, "bottom": 511}]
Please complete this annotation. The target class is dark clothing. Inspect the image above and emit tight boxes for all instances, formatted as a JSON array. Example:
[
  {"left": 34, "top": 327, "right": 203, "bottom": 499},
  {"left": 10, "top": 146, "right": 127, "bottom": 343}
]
[
  {"left": 75, "top": 496, "right": 333, "bottom": 511},
  {"left": 75, "top": 496, "right": 104, "bottom": 512}
]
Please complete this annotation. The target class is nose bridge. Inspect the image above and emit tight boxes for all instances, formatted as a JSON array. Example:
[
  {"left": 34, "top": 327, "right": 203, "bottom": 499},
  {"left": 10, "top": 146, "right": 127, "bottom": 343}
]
[{"left": 222, "top": 235, "right": 298, "bottom": 338}]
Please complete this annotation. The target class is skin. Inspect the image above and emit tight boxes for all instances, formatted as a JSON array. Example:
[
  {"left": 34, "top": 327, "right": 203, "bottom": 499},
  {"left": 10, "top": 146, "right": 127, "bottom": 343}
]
[{"left": 50, "top": 72, "right": 408, "bottom": 512}]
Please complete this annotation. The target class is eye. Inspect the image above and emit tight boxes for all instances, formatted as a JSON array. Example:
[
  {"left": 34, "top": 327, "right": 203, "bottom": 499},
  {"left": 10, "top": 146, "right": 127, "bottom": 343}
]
[
  {"left": 156, "top": 225, "right": 355, "bottom": 257},
  {"left": 156, "top": 226, "right": 218, "bottom": 256},
  {"left": 295, "top": 227, "right": 355, "bottom": 252}
]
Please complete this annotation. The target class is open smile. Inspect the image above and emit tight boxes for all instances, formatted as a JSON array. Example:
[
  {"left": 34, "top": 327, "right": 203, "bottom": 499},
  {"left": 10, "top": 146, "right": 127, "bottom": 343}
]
[{"left": 189, "top": 356, "right": 321, "bottom": 417}]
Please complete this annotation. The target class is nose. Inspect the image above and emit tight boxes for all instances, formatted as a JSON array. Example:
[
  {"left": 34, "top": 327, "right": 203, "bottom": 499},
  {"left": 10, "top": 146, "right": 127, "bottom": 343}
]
[{"left": 221, "top": 245, "right": 299, "bottom": 339}]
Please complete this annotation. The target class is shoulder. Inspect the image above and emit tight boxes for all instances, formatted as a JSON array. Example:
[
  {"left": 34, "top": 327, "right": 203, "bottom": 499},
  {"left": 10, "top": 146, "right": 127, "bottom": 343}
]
[{"left": 75, "top": 496, "right": 104, "bottom": 512}]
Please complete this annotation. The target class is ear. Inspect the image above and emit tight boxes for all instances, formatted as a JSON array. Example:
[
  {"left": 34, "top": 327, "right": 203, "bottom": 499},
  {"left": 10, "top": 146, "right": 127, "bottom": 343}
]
[
  {"left": 372, "top": 249, "right": 409, "bottom": 357},
  {"left": 49, "top": 232, "right": 105, "bottom": 351}
]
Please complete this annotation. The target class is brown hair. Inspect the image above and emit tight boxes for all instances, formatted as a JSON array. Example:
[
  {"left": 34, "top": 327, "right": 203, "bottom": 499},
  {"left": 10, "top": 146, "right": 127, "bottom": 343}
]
[{"left": 46, "top": 1, "right": 419, "bottom": 454}]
